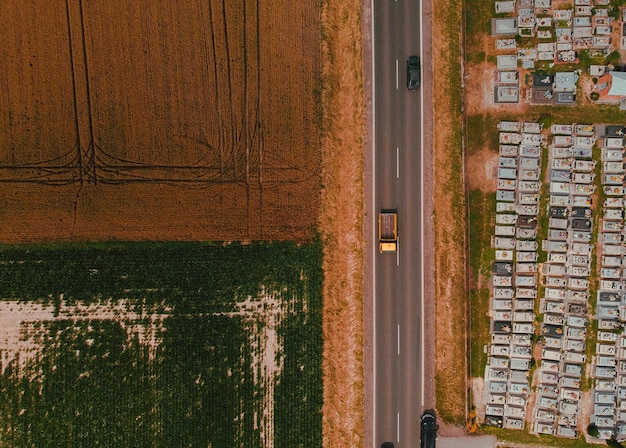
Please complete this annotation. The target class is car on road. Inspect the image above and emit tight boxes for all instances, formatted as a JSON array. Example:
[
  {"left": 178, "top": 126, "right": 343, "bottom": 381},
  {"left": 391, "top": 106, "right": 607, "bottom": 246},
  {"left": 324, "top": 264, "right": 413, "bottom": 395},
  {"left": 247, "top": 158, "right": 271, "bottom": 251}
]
[
  {"left": 381, "top": 443, "right": 394, "bottom": 448},
  {"left": 407, "top": 55, "right": 421, "bottom": 90},
  {"left": 421, "top": 410, "right": 438, "bottom": 448}
]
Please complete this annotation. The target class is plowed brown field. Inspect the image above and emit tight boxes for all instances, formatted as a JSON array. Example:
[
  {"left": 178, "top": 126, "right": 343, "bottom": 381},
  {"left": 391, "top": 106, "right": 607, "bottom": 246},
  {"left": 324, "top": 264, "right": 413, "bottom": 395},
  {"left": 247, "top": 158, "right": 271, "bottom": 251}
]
[{"left": 0, "top": 0, "right": 320, "bottom": 242}]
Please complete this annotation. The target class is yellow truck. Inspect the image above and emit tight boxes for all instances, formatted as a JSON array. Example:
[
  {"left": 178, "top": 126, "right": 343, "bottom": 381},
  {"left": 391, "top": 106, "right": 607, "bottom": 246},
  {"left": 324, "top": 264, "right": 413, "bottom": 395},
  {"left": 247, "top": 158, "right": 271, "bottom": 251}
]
[{"left": 378, "top": 209, "right": 398, "bottom": 253}]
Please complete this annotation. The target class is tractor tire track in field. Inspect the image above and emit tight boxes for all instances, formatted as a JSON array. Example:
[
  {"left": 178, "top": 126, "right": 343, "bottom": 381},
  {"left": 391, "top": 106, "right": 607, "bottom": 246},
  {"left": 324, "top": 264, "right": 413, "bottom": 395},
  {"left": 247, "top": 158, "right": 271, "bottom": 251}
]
[
  {"left": 256, "top": 0, "right": 265, "bottom": 237},
  {"left": 206, "top": 0, "right": 225, "bottom": 174},
  {"left": 76, "top": 0, "right": 97, "bottom": 184},
  {"left": 1, "top": 0, "right": 282, "bottom": 190},
  {"left": 0, "top": 0, "right": 80, "bottom": 185},
  {"left": 243, "top": 0, "right": 250, "bottom": 236},
  {"left": 0, "top": 0, "right": 320, "bottom": 242},
  {"left": 65, "top": 0, "right": 92, "bottom": 184},
  {"left": 220, "top": 0, "right": 238, "bottom": 181}
]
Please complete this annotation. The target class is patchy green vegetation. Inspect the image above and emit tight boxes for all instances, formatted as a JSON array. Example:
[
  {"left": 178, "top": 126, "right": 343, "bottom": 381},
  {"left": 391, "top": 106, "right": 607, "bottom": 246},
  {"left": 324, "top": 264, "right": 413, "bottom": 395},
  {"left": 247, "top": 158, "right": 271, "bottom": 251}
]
[
  {"left": 468, "top": 190, "right": 495, "bottom": 380},
  {"left": 465, "top": 0, "right": 492, "bottom": 49},
  {"left": 484, "top": 426, "right": 603, "bottom": 447},
  {"left": 0, "top": 242, "right": 323, "bottom": 447},
  {"left": 433, "top": 0, "right": 468, "bottom": 423},
  {"left": 467, "top": 115, "right": 500, "bottom": 157},
  {"left": 470, "top": 288, "right": 490, "bottom": 378},
  {"left": 469, "top": 190, "right": 496, "bottom": 281}
]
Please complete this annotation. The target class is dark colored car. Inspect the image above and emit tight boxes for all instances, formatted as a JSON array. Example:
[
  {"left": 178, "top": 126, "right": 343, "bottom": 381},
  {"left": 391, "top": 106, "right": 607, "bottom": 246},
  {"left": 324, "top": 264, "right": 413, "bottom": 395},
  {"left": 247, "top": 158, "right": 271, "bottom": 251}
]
[
  {"left": 407, "top": 56, "right": 421, "bottom": 90},
  {"left": 381, "top": 443, "right": 394, "bottom": 448},
  {"left": 421, "top": 410, "right": 438, "bottom": 448}
]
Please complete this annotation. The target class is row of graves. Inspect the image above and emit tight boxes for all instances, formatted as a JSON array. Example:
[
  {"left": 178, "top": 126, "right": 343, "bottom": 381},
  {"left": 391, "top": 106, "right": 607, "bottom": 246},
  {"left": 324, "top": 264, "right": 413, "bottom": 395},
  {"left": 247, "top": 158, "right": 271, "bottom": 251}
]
[
  {"left": 492, "top": 0, "right": 621, "bottom": 104},
  {"left": 493, "top": 0, "right": 616, "bottom": 59},
  {"left": 590, "top": 124, "right": 626, "bottom": 440},
  {"left": 531, "top": 123, "right": 597, "bottom": 438},
  {"left": 484, "top": 120, "right": 544, "bottom": 430},
  {"left": 485, "top": 122, "right": 626, "bottom": 440}
]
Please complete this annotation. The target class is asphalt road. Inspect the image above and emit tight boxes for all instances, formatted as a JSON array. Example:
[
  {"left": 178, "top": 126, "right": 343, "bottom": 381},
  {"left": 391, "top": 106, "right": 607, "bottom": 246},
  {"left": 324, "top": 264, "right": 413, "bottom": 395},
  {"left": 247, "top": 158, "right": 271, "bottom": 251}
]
[{"left": 371, "top": 0, "right": 427, "bottom": 447}]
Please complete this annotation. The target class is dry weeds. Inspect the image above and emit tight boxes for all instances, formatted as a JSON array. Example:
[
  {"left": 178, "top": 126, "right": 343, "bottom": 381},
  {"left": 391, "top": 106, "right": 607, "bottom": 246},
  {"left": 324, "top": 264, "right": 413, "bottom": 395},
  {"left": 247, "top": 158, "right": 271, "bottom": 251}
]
[
  {"left": 467, "top": 149, "right": 498, "bottom": 192},
  {"left": 432, "top": 0, "right": 470, "bottom": 425},
  {"left": 319, "top": 0, "right": 365, "bottom": 446}
]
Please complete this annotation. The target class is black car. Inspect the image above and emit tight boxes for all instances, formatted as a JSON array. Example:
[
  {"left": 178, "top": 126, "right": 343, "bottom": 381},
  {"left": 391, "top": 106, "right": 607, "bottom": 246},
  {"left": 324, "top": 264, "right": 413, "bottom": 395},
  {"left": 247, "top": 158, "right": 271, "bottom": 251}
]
[
  {"left": 381, "top": 443, "right": 394, "bottom": 448},
  {"left": 407, "top": 56, "right": 421, "bottom": 90},
  {"left": 421, "top": 410, "right": 438, "bottom": 448}
]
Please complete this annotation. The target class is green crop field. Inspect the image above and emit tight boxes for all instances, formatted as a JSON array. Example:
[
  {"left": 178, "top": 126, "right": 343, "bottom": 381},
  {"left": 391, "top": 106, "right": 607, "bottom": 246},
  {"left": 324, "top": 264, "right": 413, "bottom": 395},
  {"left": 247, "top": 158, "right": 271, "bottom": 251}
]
[{"left": 0, "top": 242, "right": 322, "bottom": 447}]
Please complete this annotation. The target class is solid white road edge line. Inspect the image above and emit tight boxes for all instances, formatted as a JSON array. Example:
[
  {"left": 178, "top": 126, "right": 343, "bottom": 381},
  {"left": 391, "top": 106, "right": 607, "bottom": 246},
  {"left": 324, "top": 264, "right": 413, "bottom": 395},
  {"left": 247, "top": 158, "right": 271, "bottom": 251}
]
[
  {"left": 396, "top": 241, "right": 400, "bottom": 267},
  {"left": 419, "top": 0, "right": 426, "bottom": 409},
  {"left": 371, "top": 0, "right": 377, "bottom": 445}
]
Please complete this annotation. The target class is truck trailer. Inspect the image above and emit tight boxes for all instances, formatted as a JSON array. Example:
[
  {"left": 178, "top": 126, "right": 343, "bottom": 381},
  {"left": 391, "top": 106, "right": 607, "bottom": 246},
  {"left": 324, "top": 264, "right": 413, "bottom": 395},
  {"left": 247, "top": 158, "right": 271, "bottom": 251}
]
[{"left": 378, "top": 209, "right": 398, "bottom": 253}]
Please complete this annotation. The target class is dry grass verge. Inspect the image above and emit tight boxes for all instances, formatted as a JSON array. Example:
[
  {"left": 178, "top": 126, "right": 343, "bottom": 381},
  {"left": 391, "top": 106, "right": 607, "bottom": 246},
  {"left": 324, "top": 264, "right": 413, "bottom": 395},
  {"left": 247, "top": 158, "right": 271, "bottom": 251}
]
[
  {"left": 319, "top": 0, "right": 365, "bottom": 446},
  {"left": 432, "top": 0, "right": 469, "bottom": 426}
]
